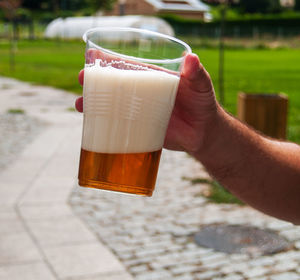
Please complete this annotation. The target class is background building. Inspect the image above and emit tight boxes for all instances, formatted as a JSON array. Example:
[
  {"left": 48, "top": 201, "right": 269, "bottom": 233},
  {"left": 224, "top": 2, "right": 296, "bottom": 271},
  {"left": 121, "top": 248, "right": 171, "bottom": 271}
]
[{"left": 105, "top": 0, "right": 210, "bottom": 20}]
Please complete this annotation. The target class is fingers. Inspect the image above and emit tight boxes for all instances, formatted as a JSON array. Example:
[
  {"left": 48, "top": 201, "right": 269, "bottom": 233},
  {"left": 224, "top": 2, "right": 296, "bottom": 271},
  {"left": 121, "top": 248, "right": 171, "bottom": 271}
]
[
  {"left": 78, "top": 69, "right": 84, "bottom": 86},
  {"left": 75, "top": 97, "right": 83, "bottom": 113},
  {"left": 86, "top": 48, "right": 105, "bottom": 64},
  {"left": 181, "top": 53, "right": 213, "bottom": 93}
]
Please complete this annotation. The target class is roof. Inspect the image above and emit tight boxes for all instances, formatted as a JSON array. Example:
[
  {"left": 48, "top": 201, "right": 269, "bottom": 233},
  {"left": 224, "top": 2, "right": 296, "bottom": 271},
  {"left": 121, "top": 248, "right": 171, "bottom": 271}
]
[
  {"left": 145, "top": 0, "right": 210, "bottom": 12},
  {"left": 44, "top": 16, "right": 174, "bottom": 38}
]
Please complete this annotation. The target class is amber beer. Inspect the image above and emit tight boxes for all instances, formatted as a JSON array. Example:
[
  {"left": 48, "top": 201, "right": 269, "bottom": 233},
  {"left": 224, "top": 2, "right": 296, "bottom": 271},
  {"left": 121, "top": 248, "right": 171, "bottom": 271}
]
[
  {"left": 78, "top": 59, "right": 180, "bottom": 196},
  {"left": 79, "top": 149, "right": 162, "bottom": 196}
]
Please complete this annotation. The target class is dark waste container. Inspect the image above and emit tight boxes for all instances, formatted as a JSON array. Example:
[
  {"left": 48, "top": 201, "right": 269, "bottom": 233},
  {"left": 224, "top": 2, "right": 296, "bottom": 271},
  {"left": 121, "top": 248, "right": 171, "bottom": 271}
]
[{"left": 237, "top": 92, "right": 288, "bottom": 140}]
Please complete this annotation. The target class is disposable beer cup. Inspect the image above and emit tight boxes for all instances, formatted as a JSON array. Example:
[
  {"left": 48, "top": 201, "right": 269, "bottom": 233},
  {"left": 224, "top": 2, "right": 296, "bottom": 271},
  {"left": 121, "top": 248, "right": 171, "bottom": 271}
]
[{"left": 78, "top": 27, "right": 191, "bottom": 196}]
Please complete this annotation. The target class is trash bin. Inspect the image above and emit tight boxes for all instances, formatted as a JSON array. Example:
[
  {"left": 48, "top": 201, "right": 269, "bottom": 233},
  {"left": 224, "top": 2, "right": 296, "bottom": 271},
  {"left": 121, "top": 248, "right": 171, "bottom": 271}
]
[{"left": 237, "top": 93, "right": 288, "bottom": 140}]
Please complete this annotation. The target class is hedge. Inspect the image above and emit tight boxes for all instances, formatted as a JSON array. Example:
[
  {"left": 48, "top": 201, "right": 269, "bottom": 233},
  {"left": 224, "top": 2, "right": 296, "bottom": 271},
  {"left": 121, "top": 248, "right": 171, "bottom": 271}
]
[{"left": 160, "top": 13, "right": 300, "bottom": 37}]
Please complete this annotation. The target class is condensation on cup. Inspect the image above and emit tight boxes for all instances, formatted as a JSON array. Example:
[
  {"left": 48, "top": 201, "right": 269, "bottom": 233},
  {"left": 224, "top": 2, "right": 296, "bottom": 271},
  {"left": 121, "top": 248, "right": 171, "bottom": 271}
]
[{"left": 78, "top": 27, "right": 191, "bottom": 196}]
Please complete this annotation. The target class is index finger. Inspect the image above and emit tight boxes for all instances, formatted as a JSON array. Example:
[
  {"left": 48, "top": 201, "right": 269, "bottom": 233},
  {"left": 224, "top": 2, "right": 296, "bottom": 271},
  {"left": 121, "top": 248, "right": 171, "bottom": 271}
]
[
  {"left": 78, "top": 69, "right": 84, "bottom": 86},
  {"left": 85, "top": 48, "right": 178, "bottom": 75}
]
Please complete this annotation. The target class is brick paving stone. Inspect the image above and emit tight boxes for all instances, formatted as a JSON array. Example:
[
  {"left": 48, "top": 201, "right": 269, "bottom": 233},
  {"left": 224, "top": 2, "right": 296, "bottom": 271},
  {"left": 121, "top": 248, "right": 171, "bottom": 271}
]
[
  {"left": 135, "top": 247, "right": 167, "bottom": 258},
  {"left": 199, "top": 252, "right": 228, "bottom": 264},
  {"left": 270, "top": 272, "right": 300, "bottom": 280},
  {"left": 181, "top": 248, "right": 214, "bottom": 259},
  {"left": 174, "top": 273, "right": 193, "bottom": 280},
  {"left": 214, "top": 274, "right": 244, "bottom": 280},
  {"left": 124, "top": 257, "right": 154, "bottom": 267},
  {"left": 295, "top": 241, "right": 300, "bottom": 250},
  {"left": 221, "top": 262, "right": 250, "bottom": 274},
  {"left": 130, "top": 265, "right": 149, "bottom": 274},
  {"left": 273, "top": 260, "right": 298, "bottom": 272},
  {"left": 201, "top": 258, "right": 232, "bottom": 270},
  {"left": 150, "top": 256, "right": 181, "bottom": 270},
  {"left": 266, "top": 221, "right": 294, "bottom": 231},
  {"left": 118, "top": 252, "right": 134, "bottom": 261},
  {"left": 242, "top": 266, "right": 269, "bottom": 278},
  {"left": 248, "top": 256, "right": 276, "bottom": 267},
  {"left": 274, "top": 251, "right": 300, "bottom": 262},
  {"left": 280, "top": 228, "right": 300, "bottom": 242},
  {"left": 134, "top": 270, "right": 172, "bottom": 280},
  {"left": 194, "top": 270, "right": 221, "bottom": 279},
  {"left": 171, "top": 264, "right": 201, "bottom": 275},
  {"left": 229, "top": 254, "right": 250, "bottom": 262}
]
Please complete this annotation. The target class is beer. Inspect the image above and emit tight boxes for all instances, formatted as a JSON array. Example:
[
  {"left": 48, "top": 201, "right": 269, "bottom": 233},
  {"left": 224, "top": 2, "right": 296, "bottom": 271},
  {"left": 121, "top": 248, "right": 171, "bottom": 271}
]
[
  {"left": 79, "top": 149, "right": 161, "bottom": 196},
  {"left": 78, "top": 59, "right": 180, "bottom": 196}
]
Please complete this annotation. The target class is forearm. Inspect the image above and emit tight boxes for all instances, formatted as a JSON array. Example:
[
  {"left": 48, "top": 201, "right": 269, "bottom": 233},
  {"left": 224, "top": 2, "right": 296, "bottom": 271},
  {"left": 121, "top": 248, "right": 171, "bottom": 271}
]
[{"left": 192, "top": 105, "right": 300, "bottom": 224}]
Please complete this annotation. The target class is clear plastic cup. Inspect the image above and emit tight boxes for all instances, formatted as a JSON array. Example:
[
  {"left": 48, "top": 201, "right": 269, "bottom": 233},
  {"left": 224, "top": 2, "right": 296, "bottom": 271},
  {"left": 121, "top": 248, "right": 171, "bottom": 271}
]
[{"left": 78, "top": 27, "right": 191, "bottom": 196}]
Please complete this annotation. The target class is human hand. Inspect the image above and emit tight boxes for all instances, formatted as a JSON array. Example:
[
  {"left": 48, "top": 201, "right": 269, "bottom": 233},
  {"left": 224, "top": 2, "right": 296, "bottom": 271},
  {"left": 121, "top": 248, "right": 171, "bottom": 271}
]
[{"left": 75, "top": 53, "right": 218, "bottom": 154}]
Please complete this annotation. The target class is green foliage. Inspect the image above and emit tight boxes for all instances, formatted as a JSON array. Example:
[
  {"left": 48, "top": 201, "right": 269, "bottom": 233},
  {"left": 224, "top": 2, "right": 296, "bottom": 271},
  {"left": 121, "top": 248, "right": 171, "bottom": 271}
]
[
  {"left": 161, "top": 10, "right": 300, "bottom": 24},
  {"left": 295, "top": 0, "right": 300, "bottom": 11},
  {"left": 22, "top": 0, "right": 116, "bottom": 13},
  {"left": 161, "top": 11, "right": 300, "bottom": 37}
]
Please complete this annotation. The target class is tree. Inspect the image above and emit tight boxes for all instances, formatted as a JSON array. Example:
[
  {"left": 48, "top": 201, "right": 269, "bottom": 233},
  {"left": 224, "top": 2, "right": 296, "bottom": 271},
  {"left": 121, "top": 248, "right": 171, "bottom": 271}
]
[
  {"left": 0, "top": 0, "right": 23, "bottom": 70},
  {"left": 238, "top": 0, "right": 282, "bottom": 13},
  {"left": 295, "top": 0, "right": 300, "bottom": 10},
  {"left": 0, "top": 0, "right": 22, "bottom": 20},
  {"left": 21, "top": 0, "right": 116, "bottom": 12}
]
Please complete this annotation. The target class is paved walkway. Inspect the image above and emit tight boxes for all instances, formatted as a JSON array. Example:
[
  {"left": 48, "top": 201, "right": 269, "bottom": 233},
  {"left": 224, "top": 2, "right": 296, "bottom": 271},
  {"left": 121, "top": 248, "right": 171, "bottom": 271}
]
[
  {"left": 1, "top": 76, "right": 300, "bottom": 280},
  {"left": 0, "top": 77, "right": 132, "bottom": 280}
]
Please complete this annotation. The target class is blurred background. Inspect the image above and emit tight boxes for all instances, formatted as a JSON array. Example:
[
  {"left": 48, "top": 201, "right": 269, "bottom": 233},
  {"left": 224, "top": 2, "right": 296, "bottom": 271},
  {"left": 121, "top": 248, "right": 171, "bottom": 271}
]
[{"left": 1, "top": 0, "right": 300, "bottom": 280}]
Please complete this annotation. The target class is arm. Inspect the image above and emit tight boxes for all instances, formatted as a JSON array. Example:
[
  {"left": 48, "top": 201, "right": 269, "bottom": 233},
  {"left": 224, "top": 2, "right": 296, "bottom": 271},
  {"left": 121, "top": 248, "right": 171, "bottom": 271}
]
[{"left": 194, "top": 105, "right": 300, "bottom": 225}]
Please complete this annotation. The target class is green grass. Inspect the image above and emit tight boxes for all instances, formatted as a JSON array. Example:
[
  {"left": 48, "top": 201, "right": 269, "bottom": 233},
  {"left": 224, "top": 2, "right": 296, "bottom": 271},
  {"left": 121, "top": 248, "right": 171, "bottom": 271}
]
[
  {"left": 188, "top": 176, "right": 244, "bottom": 205},
  {"left": 7, "top": 108, "right": 25, "bottom": 114},
  {"left": 208, "top": 181, "right": 244, "bottom": 205},
  {"left": 0, "top": 39, "right": 300, "bottom": 142},
  {"left": 0, "top": 39, "right": 85, "bottom": 94}
]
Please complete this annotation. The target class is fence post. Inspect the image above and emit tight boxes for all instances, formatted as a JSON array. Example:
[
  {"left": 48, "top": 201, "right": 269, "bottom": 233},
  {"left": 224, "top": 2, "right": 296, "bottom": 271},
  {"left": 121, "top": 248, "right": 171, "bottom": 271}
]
[{"left": 237, "top": 93, "right": 288, "bottom": 140}]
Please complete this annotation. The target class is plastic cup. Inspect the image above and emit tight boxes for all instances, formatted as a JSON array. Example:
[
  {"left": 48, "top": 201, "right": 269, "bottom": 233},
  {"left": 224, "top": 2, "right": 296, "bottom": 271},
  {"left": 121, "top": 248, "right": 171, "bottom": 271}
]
[{"left": 78, "top": 27, "right": 191, "bottom": 196}]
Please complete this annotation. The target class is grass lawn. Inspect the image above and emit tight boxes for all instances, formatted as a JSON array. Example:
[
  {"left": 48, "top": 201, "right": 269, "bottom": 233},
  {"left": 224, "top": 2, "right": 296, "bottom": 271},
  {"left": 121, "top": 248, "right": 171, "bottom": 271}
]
[
  {"left": 0, "top": 39, "right": 85, "bottom": 94},
  {"left": 1, "top": 39, "right": 300, "bottom": 143}
]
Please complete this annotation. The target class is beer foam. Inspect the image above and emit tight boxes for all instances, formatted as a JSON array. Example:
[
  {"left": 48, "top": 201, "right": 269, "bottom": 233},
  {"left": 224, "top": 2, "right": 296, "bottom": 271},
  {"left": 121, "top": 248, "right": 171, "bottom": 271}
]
[{"left": 82, "top": 62, "right": 179, "bottom": 153}]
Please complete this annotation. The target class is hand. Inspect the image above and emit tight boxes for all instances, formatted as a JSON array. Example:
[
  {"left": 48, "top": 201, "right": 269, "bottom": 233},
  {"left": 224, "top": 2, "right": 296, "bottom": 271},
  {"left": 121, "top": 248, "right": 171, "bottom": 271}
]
[{"left": 75, "top": 53, "right": 218, "bottom": 154}]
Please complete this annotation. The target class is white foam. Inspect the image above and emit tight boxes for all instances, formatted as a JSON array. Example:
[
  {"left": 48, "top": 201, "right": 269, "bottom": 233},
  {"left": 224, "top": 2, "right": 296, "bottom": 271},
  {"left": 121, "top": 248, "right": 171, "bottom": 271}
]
[{"left": 81, "top": 63, "right": 179, "bottom": 153}]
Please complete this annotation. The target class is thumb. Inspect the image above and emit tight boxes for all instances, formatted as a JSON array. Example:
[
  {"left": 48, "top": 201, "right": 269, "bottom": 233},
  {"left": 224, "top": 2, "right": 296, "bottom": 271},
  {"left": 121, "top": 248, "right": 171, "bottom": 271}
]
[{"left": 181, "top": 53, "right": 213, "bottom": 93}]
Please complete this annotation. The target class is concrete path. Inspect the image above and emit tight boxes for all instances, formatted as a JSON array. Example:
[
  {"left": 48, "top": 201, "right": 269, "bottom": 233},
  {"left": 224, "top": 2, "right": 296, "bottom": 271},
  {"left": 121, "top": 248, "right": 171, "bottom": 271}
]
[{"left": 0, "top": 77, "right": 133, "bottom": 280}]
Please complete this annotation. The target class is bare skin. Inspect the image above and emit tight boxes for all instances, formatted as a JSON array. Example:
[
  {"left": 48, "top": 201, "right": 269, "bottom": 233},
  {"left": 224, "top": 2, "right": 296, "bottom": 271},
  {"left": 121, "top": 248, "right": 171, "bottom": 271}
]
[{"left": 76, "top": 53, "right": 300, "bottom": 224}]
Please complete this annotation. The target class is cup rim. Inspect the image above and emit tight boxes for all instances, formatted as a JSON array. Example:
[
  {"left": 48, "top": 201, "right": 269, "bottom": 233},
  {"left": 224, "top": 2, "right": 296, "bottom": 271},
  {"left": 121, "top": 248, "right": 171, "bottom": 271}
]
[{"left": 83, "top": 27, "right": 192, "bottom": 65}]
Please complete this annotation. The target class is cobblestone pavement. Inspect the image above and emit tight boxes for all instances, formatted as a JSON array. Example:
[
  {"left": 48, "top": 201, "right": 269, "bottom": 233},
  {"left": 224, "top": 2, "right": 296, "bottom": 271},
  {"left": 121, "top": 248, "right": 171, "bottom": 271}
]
[{"left": 70, "top": 150, "right": 300, "bottom": 280}]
